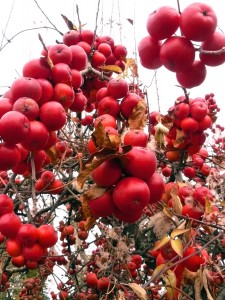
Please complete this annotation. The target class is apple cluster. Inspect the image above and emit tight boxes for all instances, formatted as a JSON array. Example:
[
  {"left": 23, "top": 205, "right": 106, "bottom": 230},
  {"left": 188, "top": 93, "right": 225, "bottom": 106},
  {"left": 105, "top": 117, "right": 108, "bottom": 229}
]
[
  {"left": 0, "top": 194, "right": 57, "bottom": 269},
  {"left": 138, "top": 3, "right": 225, "bottom": 88},
  {"left": 151, "top": 93, "right": 219, "bottom": 165},
  {"left": 87, "top": 144, "right": 165, "bottom": 223},
  {"left": 163, "top": 181, "right": 213, "bottom": 221}
]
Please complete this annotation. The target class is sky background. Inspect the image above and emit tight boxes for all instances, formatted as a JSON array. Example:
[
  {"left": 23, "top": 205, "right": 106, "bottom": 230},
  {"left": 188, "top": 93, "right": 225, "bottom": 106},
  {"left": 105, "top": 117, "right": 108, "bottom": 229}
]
[{"left": 0, "top": 0, "right": 225, "bottom": 121}]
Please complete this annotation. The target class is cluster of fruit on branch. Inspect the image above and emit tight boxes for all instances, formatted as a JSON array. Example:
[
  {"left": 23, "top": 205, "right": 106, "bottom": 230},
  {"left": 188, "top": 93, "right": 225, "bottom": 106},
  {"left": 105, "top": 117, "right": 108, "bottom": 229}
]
[
  {"left": 138, "top": 2, "right": 225, "bottom": 88},
  {"left": 0, "top": 2, "right": 225, "bottom": 299}
]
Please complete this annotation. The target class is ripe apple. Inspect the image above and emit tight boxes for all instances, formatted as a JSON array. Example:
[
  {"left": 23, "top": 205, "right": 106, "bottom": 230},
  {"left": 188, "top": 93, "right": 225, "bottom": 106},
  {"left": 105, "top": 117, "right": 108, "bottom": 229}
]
[
  {"left": 51, "top": 63, "right": 72, "bottom": 84},
  {"left": 0, "top": 212, "right": 22, "bottom": 238},
  {"left": 22, "top": 243, "right": 44, "bottom": 262},
  {"left": 112, "top": 176, "right": 150, "bottom": 213},
  {"left": 91, "top": 158, "right": 122, "bottom": 187},
  {"left": 39, "top": 101, "right": 66, "bottom": 131},
  {"left": 200, "top": 31, "right": 225, "bottom": 66},
  {"left": 0, "top": 194, "right": 13, "bottom": 216},
  {"left": 37, "top": 78, "right": 54, "bottom": 105},
  {"left": 52, "top": 83, "right": 75, "bottom": 109},
  {"left": 0, "top": 98, "right": 13, "bottom": 118},
  {"left": 138, "top": 36, "right": 162, "bottom": 69},
  {"left": 0, "top": 111, "right": 30, "bottom": 144},
  {"left": 88, "top": 191, "right": 116, "bottom": 217},
  {"left": 113, "top": 44, "right": 127, "bottom": 60},
  {"left": 0, "top": 143, "right": 21, "bottom": 171},
  {"left": 21, "top": 120, "right": 49, "bottom": 151},
  {"left": 190, "top": 100, "right": 208, "bottom": 121},
  {"left": 183, "top": 245, "right": 209, "bottom": 272},
  {"left": 121, "top": 146, "right": 157, "bottom": 180},
  {"left": 146, "top": 6, "right": 180, "bottom": 40},
  {"left": 48, "top": 43, "right": 72, "bottom": 65},
  {"left": 70, "top": 90, "right": 87, "bottom": 112},
  {"left": 6, "top": 239, "right": 22, "bottom": 257},
  {"left": 97, "top": 96, "right": 120, "bottom": 118},
  {"left": 10, "top": 77, "right": 42, "bottom": 102},
  {"left": 174, "top": 102, "right": 190, "bottom": 119},
  {"left": 176, "top": 60, "right": 207, "bottom": 89},
  {"left": 146, "top": 172, "right": 165, "bottom": 204},
  {"left": 12, "top": 97, "right": 39, "bottom": 121},
  {"left": 37, "top": 224, "right": 58, "bottom": 248},
  {"left": 180, "top": 3, "right": 217, "bottom": 42},
  {"left": 94, "top": 114, "right": 117, "bottom": 128},
  {"left": 160, "top": 36, "right": 195, "bottom": 72},
  {"left": 180, "top": 117, "right": 199, "bottom": 133},
  {"left": 120, "top": 93, "right": 141, "bottom": 119},
  {"left": 17, "top": 224, "right": 39, "bottom": 247},
  {"left": 22, "top": 58, "right": 51, "bottom": 80},
  {"left": 107, "top": 78, "right": 128, "bottom": 99},
  {"left": 63, "top": 30, "right": 81, "bottom": 46},
  {"left": 69, "top": 45, "right": 88, "bottom": 71},
  {"left": 123, "top": 129, "right": 148, "bottom": 147}
]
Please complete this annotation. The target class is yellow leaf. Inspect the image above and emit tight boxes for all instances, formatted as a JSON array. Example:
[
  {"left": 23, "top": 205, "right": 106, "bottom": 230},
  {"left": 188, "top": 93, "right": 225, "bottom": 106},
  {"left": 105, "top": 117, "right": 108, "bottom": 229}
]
[
  {"left": 170, "top": 185, "right": 183, "bottom": 215},
  {"left": 171, "top": 228, "right": 190, "bottom": 239},
  {"left": 99, "top": 65, "right": 122, "bottom": 74},
  {"left": 204, "top": 198, "right": 214, "bottom": 215},
  {"left": 170, "top": 238, "right": 183, "bottom": 257},
  {"left": 163, "top": 206, "right": 176, "bottom": 222},
  {"left": 152, "top": 235, "right": 170, "bottom": 252},
  {"left": 152, "top": 263, "right": 166, "bottom": 278},
  {"left": 128, "top": 100, "right": 147, "bottom": 130},
  {"left": 128, "top": 283, "right": 148, "bottom": 300},
  {"left": 163, "top": 270, "right": 177, "bottom": 300}
]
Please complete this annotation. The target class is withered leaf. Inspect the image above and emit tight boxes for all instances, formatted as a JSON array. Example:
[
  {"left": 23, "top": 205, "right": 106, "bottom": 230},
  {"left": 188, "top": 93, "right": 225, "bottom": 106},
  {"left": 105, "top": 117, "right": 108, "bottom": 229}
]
[
  {"left": 99, "top": 65, "right": 122, "bottom": 74},
  {"left": 163, "top": 270, "right": 177, "bottom": 300},
  {"left": 127, "top": 283, "right": 148, "bottom": 300},
  {"left": 80, "top": 193, "right": 97, "bottom": 230},
  {"left": 126, "top": 18, "right": 134, "bottom": 25},
  {"left": 61, "top": 14, "right": 77, "bottom": 30},
  {"left": 125, "top": 58, "right": 138, "bottom": 78},
  {"left": 173, "top": 129, "right": 186, "bottom": 149},
  {"left": 92, "top": 122, "right": 121, "bottom": 150},
  {"left": 128, "top": 100, "right": 147, "bottom": 130},
  {"left": 45, "top": 146, "right": 60, "bottom": 163}
]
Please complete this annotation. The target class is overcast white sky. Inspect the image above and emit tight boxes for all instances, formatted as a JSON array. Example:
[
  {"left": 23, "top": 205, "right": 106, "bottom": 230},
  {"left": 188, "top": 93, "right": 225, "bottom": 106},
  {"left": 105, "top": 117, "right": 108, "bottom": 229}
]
[{"left": 0, "top": 0, "right": 225, "bottom": 120}]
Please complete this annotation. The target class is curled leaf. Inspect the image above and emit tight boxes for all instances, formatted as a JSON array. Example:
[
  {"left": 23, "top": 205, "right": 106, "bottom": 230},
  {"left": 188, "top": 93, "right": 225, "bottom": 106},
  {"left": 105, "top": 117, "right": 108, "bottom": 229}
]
[
  {"left": 128, "top": 100, "right": 147, "bottom": 130},
  {"left": 170, "top": 238, "right": 183, "bottom": 257},
  {"left": 163, "top": 270, "right": 177, "bottom": 300},
  {"left": 202, "top": 269, "right": 214, "bottom": 300},
  {"left": 61, "top": 14, "right": 77, "bottom": 30},
  {"left": 99, "top": 65, "right": 122, "bottom": 74},
  {"left": 128, "top": 283, "right": 148, "bottom": 300},
  {"left": 80, "top": 193, "right": 97, "bottom": 230}
]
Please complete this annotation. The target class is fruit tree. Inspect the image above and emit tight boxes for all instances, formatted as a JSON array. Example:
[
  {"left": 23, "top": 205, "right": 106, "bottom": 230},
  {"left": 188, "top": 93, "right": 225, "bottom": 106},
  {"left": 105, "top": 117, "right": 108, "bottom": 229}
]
[{"left": 0, "top": 1, "right": 225, "bottom": 299}]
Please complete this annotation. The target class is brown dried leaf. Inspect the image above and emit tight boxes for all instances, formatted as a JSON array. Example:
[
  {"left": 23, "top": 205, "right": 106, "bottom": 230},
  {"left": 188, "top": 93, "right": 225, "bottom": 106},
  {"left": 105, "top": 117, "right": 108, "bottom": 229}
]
[
  {"left": 204, "top": 198, "right": 214, "bottom": 215},
  {"left": 99, "top": 65, "right": 122, "bottom": 74},
  {"left": 45, "top": 146, "right": 60, "bottom": 163},
  {"left": 92, "top": 122, "right": 121, "bottom": 150},
  {"left": 170, "top": 238, "right": 183, "bottom": 257},
  {"left": 202, "top": 269, "right": 214, "bottom": 300},
  {"left": 125, "top": 58, "right": 139, "bottom": 78},
  {"left": 128, "top": 100, "right": 147, "bottom": 130},
  {"left": 84, "top": 185, "right": 106, "bottom": 201},
  {"left": 163, "top": 270, "right": 177, "bottom": 300},
  {"left": 126, "top": 18, "right": 134, "bottom": 25},
  {"left": 173, "top": 129, "right": 186, "bottom": 148},
  {"left": 154, "top": 122, "right": 169, "bottom": 147},
  {"left": 80, "top": 193, "right": 97, "bottom": 230},
  {"left": 61, "top": 14, "right": 77, "bottom": 30},
  {"left": 128, "top": 283, "right": 148, "bottom": 300},
  {"left": 194, "top": 276, "right": 203, "bottom": 300}
]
